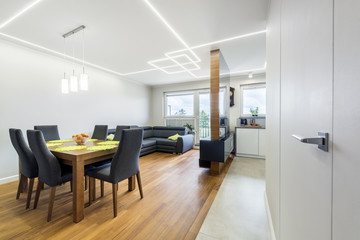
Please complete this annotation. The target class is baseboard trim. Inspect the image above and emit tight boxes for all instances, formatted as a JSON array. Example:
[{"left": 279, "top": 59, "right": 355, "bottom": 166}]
[
  {"left": 236, "top": 153, "right": 265, "bottom": 159},
  {"left": 0, "top": 174, "right": 19, "bottom": 185},
  {"left": 265, "top": 192, "right": 277, "bottom": 240}
]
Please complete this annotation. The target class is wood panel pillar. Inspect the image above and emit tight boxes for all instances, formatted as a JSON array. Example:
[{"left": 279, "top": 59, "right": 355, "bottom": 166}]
[{"left": 210, "top": 49, "right": 220, "bottom": 141}]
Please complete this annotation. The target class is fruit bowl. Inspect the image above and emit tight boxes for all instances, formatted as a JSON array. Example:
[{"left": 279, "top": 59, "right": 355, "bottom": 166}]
[{"left": 72, "top": 133, "right": 89, "bottom": 145}]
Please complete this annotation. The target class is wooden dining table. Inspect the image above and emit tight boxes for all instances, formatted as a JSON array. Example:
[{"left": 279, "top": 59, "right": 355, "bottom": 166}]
[{"left": 48, "top": 140, "right": 136, "bottom": 223}]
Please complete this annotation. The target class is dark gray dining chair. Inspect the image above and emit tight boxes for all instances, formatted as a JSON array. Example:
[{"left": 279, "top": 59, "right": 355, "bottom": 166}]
[
  {"left": 91, "top": 125, "right": 108, "bottom": 140},
  {"left": 112, "top": 125, "right": 131, "bottom": 141},
  {"left": 87, "top": 128, "right": 144, "bottom": 217},
  {"left": 9, "top": 129, "right": 38, "bottom": 209},
  {"left": 34, "top": 125, "right": 60, "bottom": 141},
  {"left": 27, "top": 130, "right": 72, "bottom": 222}
]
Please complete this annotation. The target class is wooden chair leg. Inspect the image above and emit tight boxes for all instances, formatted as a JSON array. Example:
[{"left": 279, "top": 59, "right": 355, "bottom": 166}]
[
  {"left": 26, "top": 178, "right": 35, "bottom": 209},
  {"left": 70, "top": 180, "right": 73, "bottom": 192},
  {"left": 136, "top": 173, "right": 144, "bottom": 199},
  {"left": 47, "top": 187, "right": 56, "bottom": 222},
  {"left": 16, "top": 174, "right": 24, "bottom": 200},
  {"left": 19, "top": 173, "right": 28, "bottom": 193},
  {"left": 89, "top": 177, "right": 95, "bottom": 205},
  {"left": 33, "top": 181, "right": 44, "bottom": 209},
  {"left": 85, "top": 176, "right": 88, "bottom": 191},
  {"left": 112, "top": 183, "right": 118, "bottom": 217},
  {"left": 101, "top": 180, "right": 104, "bottom": 197}
]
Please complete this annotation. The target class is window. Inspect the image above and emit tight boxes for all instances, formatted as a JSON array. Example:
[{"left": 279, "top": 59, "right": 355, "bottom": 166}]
[
  {"left": 241, "top": 84, "right": 266, "bottom": 116},
  {"left": 219, "top": 87, "right": 226, "bottom": 117},
  {"left": 166, "top": 93, "right": 194, "bottom": 117}
]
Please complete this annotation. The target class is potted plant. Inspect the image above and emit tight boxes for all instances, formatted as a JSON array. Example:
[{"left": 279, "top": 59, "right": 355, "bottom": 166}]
[
  {"left": 184, "top": 123, "right": 195, "bottom": 134},
  {"left": 250, "top": 107, "right": 259, "bottom": 117}
]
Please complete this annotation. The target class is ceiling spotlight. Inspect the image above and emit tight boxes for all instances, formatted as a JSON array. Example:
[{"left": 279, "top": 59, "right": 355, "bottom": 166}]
[{"left": 248, "top": 72, "right": 253, "bottom": 79}]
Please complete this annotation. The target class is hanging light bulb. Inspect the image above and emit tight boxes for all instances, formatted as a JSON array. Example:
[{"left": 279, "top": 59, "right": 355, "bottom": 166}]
[
  {"left": 61, "top": 74, "right": 69, "bottom": 94},
  {"left": 80, "top": 73, "right": 88, "bottom": 91},
  {"left": 80, "top": 28, "right": 88, "bottom": 91},
  {"left": 70, "top": 34, "right": 78, "bottom": 92}
]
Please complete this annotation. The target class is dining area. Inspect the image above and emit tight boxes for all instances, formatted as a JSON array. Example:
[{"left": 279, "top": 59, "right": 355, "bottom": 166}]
[{"left": 10, "top": 125, "right": 144, "bottom": 223}]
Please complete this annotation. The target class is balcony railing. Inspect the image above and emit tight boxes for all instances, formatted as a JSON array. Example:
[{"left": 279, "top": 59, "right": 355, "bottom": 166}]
[{"left": 199, "top": 118, "right": 210, "bottom": 139}]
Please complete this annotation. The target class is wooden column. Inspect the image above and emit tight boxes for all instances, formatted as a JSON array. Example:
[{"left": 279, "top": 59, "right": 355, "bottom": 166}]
[
  {"left": 210, "top": 50, "right": 222, "bottom": 174},
  {"left": 210, "top": 49, "right": 220, "bottom": 141}
]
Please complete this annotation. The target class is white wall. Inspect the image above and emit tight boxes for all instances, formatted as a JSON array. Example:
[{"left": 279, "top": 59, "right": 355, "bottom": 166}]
[
  {"left": 151, "top": 74, "right": 266, "bottom": 131},
  {"left": 0, "top": 39, "right": 151, "bottom": 183}
]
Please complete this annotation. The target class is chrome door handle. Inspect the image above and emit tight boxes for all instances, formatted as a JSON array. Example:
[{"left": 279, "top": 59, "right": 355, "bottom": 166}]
[{"left": 292, "top": 132, "right": 329, "bottom": 152}]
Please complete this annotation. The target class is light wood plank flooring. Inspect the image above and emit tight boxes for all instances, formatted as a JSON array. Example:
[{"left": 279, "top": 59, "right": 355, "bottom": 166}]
[{"left": 0, "top": 150, "right": 231, "bottom": 240}]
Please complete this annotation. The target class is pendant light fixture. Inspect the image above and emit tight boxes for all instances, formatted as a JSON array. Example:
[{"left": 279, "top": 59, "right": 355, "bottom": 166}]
[
  {"left": 79, "top": 28, "right": 88, "bottom": 91},
  {"left": 61, "top": 37, "right": 69, "bottom": 94},
  {"left": 62, "top": 25, "right": 87, "bottom": 93},
  {"left": 70, "top": 34, "right": 78, "bottom": 92}
]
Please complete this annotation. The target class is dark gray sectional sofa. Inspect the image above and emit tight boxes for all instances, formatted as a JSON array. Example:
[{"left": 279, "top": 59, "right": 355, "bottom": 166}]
[{"left": 109, "top": 126, "right": 194, "bottom": 156}]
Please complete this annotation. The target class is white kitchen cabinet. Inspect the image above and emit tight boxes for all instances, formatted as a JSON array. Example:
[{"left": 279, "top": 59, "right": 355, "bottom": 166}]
[
  {"left": 258, "top": 129, "right": 266, "bottom": 156},
  {"left": 236, "top": 128, "right": 266, "bottom": 158},
  {"left": 236, "top": 128, "right": 259, "bottom": 156}
]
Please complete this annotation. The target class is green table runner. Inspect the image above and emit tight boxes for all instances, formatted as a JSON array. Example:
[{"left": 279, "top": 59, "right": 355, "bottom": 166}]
[
  {"left": 46, "top": 143, "right": 63, "bottom": 147},
  {"left": 97, "top": 141, "right": 119, "bottom": 145},
  {"left": 86, "top": 145, "right": 117, "bottom": 151},
  {"left": 52, "top": 145, "right": 117, "bottom": 152},
  {"left": 48, "top": 139, "right": 73, "bottom": 143},
  {"left": 52, "top": 145, "right": 87, "bottom": 152}
]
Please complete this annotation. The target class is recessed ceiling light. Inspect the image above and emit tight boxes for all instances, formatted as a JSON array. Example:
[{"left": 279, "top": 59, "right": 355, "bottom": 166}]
[
  {"left": 0, "top": 0, "right": 43, "bottom": 29},
  {"left": 248, "top": 72, "right": 253, "bottom": 78}
]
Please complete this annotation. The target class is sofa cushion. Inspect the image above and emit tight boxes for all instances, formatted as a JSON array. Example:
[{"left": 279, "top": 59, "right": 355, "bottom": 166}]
[
  {"left": 156, "top": 138, "right": 177, "bottom": 146},
  {"left": 142, "top": 138, "right": 156, "bottom": 147},
  {"left": 153, "top": 126, "right": 187, "bottom": 138},
  {"left": 142, "top": 126, "right": 153, "bottom": 139},
  {"left": 168, "top": 134, "right": 180, "bottom": 140}
]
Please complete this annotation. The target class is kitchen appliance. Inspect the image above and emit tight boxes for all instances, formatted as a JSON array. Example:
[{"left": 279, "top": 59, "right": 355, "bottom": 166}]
[{"left": 240, "top": 118, "right": 247, "bottom": 125}]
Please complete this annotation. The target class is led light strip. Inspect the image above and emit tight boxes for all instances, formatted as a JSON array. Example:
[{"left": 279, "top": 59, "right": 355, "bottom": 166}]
[
  {"left": 0, "top": 0, "right": 267, "bottom": 78},
  {"left": 167, "top": 30, "right": 267, "bottom": 55},
  {"left": 0, "top": 0, "right": 43, "bottom": 29},
  {"left": 146, "top": 30, "right": 266, "bottom": 77},
  {"left": 143, "top": 0, "right": 201, "bottom": 63},
  {"left": 196, "top": 65, "right": 267, "bottom": 79},
  {"left": 148, "top": 54, "right": 200, "bottom": 74},
  {"left": 0, "top": 32, "right": 157, "bottom": 78},
  {"left": 166, "top": 54, "right": 198, "bottom": 78}
]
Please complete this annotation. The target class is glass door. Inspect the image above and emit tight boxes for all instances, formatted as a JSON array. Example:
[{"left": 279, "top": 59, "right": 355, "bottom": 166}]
[{"left": 198, "top": 91, "right": 210, "bottom": 141}]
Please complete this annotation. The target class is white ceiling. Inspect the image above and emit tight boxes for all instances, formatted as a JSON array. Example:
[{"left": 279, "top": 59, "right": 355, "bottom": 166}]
[{"left": 0, "top": 0, "right": 269, "bottom": 85}]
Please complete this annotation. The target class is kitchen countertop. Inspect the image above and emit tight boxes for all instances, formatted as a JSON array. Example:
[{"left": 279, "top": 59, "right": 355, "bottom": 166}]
[{"left": 236, "top": 126, "right": 266, "bottom": 129}]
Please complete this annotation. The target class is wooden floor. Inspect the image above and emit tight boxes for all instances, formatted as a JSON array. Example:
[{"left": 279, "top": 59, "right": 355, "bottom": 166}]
[{"left": 0, "top": 150, "right": 231, "bottom": 240}]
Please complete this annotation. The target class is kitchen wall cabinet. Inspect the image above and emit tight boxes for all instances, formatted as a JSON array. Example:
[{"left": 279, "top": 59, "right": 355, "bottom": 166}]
[{"left": 236, "top": 128, "right": 265, "bottom": 158}]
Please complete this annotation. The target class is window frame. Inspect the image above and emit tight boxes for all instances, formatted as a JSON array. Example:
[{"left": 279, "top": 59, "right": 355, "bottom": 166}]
[
  {"left": 164, "top": 91, "right": 195, "bottom": 118},
  {"left": 240, "top": 83, "right": 266, "bottom": 117}
]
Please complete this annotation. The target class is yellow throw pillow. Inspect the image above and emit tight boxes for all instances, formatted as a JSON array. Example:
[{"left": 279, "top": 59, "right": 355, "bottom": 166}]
[
  {"left": 168, "top": 134, "right": 180, "bottom": 141},
  {"left": 107, "top": 134, "right": 114, "bottom": 141}
]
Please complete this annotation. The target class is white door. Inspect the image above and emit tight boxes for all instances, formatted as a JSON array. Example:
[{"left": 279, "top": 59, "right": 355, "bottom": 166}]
[
  {"left": 280, "top": 0, "right": 333, "bottom": 239},
  {"left": 333, "top": 0, "right": 360, "bottom": 238}
]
